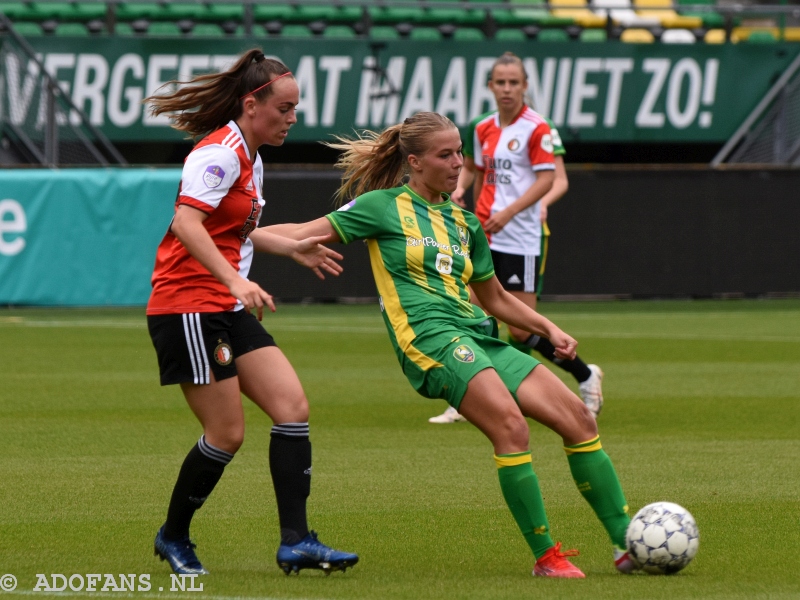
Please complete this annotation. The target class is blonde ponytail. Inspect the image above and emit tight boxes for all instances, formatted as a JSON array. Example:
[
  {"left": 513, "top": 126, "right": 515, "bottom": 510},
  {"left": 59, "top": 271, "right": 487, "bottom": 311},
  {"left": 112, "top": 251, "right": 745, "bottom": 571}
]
[{"left": 326, "top": 112, "right": 457, "bottom": 204}]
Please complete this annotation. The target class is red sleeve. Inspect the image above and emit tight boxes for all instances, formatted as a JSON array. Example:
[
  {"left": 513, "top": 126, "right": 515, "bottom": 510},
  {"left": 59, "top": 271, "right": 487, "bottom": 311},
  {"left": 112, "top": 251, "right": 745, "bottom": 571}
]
[
  {"left": 177, "top": 195, "right": 216, "bottom": 214},
  {"left": 528, "top": 122, "right": 556, "bottom": 171}
]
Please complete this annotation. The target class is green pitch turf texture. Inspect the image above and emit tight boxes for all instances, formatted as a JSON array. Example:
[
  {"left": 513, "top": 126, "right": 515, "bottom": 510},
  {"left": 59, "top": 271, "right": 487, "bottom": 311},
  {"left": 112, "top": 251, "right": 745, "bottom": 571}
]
[{"left": 1, "top": 299, "right": 798, "bottom": 600}]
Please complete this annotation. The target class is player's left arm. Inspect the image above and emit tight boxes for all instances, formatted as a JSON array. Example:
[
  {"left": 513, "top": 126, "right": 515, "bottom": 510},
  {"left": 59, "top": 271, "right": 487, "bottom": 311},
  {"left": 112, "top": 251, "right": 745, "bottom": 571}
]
[
  {"left": 471, "top": 276, "right": 577, "bottom": 360},
  {"left": 251, "top": 219, "right": 343, "bottom": 280},
  {"left": 539, "top": 155, "right": 568, "bottom": 223}
]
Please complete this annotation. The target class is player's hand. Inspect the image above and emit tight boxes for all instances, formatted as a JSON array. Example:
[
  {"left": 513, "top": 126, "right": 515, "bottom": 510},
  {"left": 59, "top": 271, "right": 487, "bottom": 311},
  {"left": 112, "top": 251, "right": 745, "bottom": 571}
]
[
  {"left": 229, "top": 278, "right": 275, "bottom": 321},
  {"left": 549, "top": 328, "right": 578, "bottom": 361},
  {"left": 540, "top": 203, "right": 548, "bottom": 223},
  {"left": 450, "top": 188, "right": 467, "bottom": 208},
  {"left": 291, "top": 234, "right": 344, "bottom": 280},
  {"left": 483, "top": 209, "right": 513, "bottom": 233}
]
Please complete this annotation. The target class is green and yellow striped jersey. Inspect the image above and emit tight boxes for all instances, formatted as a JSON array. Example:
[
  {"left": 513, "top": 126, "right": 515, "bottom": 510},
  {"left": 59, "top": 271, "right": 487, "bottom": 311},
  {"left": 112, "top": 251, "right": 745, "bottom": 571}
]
[{"left": 326, "top": 184, "right": 496, "bottom": 371}]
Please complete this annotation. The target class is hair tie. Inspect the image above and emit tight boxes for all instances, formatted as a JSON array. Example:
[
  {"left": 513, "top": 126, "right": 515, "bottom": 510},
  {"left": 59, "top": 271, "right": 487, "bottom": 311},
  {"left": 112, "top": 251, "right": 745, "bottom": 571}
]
[
  {"left": 253, "top": 52, "right": 265, "bottom": 63},
  {"left": 240, "top": 71, "right": 292, "bottom": 100}
]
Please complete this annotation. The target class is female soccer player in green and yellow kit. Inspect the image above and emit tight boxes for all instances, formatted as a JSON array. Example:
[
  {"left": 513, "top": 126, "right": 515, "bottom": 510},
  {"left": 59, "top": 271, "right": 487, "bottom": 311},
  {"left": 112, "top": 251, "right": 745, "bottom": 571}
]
[{"left": 264, "top": 112, "right": 635, "bottom": 578}]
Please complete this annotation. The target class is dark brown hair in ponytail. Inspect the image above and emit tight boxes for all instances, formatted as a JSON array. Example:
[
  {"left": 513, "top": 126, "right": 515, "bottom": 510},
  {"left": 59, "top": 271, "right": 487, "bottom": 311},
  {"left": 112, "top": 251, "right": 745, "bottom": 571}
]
[{"left": 145, "top": 49, "right": 291, "bottom": 139}]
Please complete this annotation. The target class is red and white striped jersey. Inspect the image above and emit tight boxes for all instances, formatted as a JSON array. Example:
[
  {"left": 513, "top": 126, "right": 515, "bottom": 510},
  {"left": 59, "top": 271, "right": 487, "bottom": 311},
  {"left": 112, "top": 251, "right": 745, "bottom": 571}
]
[
  {"left": 473, "top": 106, "right": 555, "bottom": 256},
  {"left": 147, "top": 121, "right": 264, "bottom": 315}
]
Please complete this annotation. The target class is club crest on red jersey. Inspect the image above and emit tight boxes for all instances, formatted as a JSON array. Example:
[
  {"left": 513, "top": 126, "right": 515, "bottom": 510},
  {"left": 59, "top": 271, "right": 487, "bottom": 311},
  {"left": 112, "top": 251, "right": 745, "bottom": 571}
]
[{"left": 508, "top": 138, "right": 521, "bottom": 151}]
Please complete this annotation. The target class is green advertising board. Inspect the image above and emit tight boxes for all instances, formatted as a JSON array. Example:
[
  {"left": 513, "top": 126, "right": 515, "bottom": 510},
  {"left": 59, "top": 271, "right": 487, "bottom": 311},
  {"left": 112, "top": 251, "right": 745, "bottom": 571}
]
[{"left": 5, "top": 37, "right": 799, "bottom": 143}]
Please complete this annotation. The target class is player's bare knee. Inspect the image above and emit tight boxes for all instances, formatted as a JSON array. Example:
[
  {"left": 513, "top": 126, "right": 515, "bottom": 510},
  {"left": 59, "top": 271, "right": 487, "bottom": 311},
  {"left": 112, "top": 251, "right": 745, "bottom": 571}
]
[
  {"left": 502, "top": 412, "right": 530, "bottom": 449},
  {"left": 572, "top": 402, "right": 598, "bottom": 440},
  {"left": 279, "top": 393, "right": 309, "bottom": 423},
  {"left": 207, "top": 427, "right": 244, "bottom": 454}
]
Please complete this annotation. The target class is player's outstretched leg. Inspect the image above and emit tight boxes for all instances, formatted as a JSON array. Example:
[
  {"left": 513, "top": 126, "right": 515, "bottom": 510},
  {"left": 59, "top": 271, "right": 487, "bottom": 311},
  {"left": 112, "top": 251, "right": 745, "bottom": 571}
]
[
  {"left": 564, "top": 437, "right": 634, "bottom": 573},
  {"left": 155, "top": 435, "right": 233, "bottom": 575}
]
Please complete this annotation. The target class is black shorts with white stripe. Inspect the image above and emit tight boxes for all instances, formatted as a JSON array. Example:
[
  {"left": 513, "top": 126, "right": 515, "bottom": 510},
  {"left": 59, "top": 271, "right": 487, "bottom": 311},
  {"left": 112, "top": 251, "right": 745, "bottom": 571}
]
[
  {"left": 491, "top": 250, "right": 543, "bottom": 294},
  {"left": 147, "top": 310, "right": 277, "bottom": 386}
]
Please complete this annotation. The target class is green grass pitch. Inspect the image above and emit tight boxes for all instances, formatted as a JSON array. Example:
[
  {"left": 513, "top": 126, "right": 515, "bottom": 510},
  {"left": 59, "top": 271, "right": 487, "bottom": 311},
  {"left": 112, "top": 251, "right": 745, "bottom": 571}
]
[{"left": 1, "top": 299, "right": 799, "bottom": 600}]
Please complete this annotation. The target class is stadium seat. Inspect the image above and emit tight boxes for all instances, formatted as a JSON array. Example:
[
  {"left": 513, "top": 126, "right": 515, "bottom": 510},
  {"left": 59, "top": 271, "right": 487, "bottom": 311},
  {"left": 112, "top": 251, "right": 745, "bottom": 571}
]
[
  {"left": 417, "top": 0, "right": 485, "bottom": 26},
  {"left": 192, "top": 23, "right": 225, "bottom": 37},
  {"left": 293, "top": 5, "right": 364, "bottom": 24},
  {"left": 660, "top": 28, "right": 696, "bottom": 42},
  {"left": 633, "top": 0, "right": 702, "bottom": 28},
  {"left": 147, "top": 21, "right": 183, "bottom": 36},
  {"left": 28, "top": 2, "right": 78, "bottom": 21},
  {"left": 409, "top": 26, "right": 443, "bottom": 40},
  {"left": 116, "top": 2, "right": 167, "bottom": 22},
  {"left": 518, "top": 0, "right": 578, "bottom": 26},
  {"left": 580, "top": 27, "right": 608, "bottom": 41},
  {"left": 550, "top": 0, "right": 606, "bottom": 27},
  {"left": 620, "top": 27, "right": 655, "bottom": 42},
  {"left": 495, "top": 28, "right": 527, "bottom": 41},
  {"left": 11, "top": 20, "right": 42, "bottom": 35},
  {"left": 453, "top": 27, "right": 485, "bottom": 40},
  {"left": 0, "top": 3, "right": 30, "bottom": 20},
  {"left": 729, "top": 26, "right": 800, "bottom": 42},
  {"left": 368, "top": 2, "right": 425, "bottom": 25},
  {"left": 206, "top": 3, "right": 244, "bottom": 22},
  {"left": 163, "top": 3, "right": 213, "bottom": 23},
  {"left": 322, "top": 24, "right": 357, "bottom": 38},
  {"left": 253, "top": 4, "right": 295, "bottom": 22},
  {"left": 233, "top": 23, "right": 267, "bottom": 38},
  {"left": 280, "top": 24, "right": 313, "bottom": 37},
  {"left": 704, "top": 28, "right": 726, "bottom": 43},
  {"left": 591, "top": 0, "right": 659, "bottom": 27},
  {"left": 369, "top": 25, "right": 400, "bottom": 39},
  {"left": 112, "top": 22, "right": 135, "bottom": 35},
  {"left": 66, "top": 3, "right": 107, "bottom": 22},
  {"left": 745, "top": 29, "right": 778, "bottom": 43},
  {"left": 779, "top": 27, "right": 800, "bottom": 41},
  {"left": 53, "top": 21, "right": 89, "bottom": 35},
  {"left": 538, "top": 27, "right": 570, "bottom": 41},
  {"left": 676, "top": 0, "right": 725, "bottom": 28}
]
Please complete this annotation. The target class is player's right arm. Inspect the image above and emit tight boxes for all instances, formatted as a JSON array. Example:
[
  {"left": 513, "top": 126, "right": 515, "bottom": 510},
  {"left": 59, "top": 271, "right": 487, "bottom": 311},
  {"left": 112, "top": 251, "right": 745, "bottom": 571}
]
[{"left": 172, "top": 205, "right": 275, "bottom": 318}]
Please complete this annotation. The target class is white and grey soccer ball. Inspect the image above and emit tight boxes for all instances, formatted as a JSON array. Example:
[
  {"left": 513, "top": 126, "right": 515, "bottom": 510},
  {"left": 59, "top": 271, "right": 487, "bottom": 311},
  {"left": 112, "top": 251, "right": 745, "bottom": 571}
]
[{"left": 626, "top": 501, "right": 699, "bottom": 574}]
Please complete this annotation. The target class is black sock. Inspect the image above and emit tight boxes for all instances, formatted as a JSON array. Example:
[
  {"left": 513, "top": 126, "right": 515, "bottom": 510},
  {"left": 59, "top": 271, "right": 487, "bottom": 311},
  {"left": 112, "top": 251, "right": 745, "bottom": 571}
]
[
  {"left": 163, "top": 435, "right": 233, "bottom": 541},
  {"left": 269, "top": 423, "right": 311, "bottom": 545},
  {"left": 525, "top": 334, "right": 592, "bottom": 383}
]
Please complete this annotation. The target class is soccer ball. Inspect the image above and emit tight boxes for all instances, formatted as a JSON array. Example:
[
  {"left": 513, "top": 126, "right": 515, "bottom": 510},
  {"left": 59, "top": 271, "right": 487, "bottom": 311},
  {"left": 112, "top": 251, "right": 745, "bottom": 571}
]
[{"left": 625, "top": 501, "right": 699, "bottom": 574}]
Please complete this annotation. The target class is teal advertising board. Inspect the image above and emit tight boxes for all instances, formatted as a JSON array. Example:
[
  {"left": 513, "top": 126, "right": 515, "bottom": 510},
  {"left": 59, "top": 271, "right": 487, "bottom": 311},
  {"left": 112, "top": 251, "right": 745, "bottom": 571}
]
[
  {"left": 0, "top": 168, "right": 180, "bottom": 305},
  {"left": 6, "top": 38, "right": 799, "bottom": 143}
]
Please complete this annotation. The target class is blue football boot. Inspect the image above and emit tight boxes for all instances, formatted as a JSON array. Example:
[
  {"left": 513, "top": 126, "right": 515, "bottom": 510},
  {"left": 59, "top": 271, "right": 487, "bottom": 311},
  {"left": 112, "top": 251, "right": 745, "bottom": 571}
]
[
  {"left": 276, "top": 531, "right": 359, "bottom": 575},
  {"left": 154, "top": 526, "right": 209, "bottom": 575}
]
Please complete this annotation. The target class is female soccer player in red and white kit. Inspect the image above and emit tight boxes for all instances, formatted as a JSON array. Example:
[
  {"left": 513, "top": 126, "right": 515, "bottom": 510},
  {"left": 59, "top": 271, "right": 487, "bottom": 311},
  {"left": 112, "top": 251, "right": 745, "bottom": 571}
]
[
  {"left": 144, "top": 49, "right": 357, "bottom": 576},
  {"left": 430, "top": 52, "right": 604, "bottom": 424}
]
